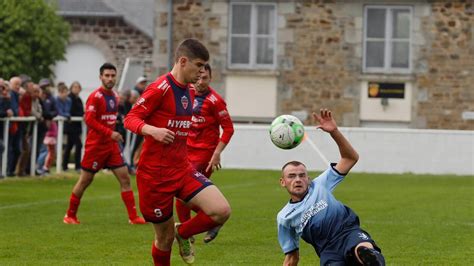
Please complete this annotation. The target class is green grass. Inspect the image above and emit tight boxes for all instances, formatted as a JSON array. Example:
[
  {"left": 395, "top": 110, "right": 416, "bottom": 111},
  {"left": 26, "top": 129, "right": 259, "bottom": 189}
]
[{"left": 0, "top": 170, "right": 473, "bottom": 265}]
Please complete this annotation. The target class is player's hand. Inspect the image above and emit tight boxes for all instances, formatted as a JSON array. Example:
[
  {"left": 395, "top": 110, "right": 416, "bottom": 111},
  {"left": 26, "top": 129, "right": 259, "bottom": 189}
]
[
  {"left": 206, "top": 152, "right": 221, "bottom": 173},
  {"left": 150, "top": 127, "right": 175, "bottom": 144},
  {"left": 313, "top": 108, "right": 337, "bottom": 133},
  {"left": 111, "top": 131, "right": 124, "bottom": 142}
]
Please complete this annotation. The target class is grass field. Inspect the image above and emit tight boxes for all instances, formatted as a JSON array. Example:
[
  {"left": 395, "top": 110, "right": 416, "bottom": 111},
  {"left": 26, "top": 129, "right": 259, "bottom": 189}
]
[{"left": 0, "top": 169, "right": 473, "bottom": 265}]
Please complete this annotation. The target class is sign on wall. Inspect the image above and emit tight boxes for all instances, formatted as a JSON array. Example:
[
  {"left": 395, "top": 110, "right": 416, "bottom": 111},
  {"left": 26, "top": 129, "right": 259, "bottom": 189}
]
[{"left": 368, "top": 82, "right": 405, "bottom": 99}]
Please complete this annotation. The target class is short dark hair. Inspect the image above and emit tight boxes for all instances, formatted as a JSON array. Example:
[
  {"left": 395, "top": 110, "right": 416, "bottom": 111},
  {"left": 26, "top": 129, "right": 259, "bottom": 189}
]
[
  {"left": 204, "top": 63, "right": 212, "bottom": 78},
  {"left": 281, "top": 161, "right": 307, "bottom": 172},
  {"left": 57, "top": 82, "right": 68, "bottom": 93},
  {"left": 100, "top": 63, "right": 116, "bottom": 75},
  {"left": 175, "top": 39, "right": 209, "bottom": 63}
]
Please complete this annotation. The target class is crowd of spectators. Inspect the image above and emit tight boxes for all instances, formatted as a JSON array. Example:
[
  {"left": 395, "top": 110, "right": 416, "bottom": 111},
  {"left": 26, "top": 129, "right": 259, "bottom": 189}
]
[{"left": 0, "top": 75, "right": 147, "bottom": 178}]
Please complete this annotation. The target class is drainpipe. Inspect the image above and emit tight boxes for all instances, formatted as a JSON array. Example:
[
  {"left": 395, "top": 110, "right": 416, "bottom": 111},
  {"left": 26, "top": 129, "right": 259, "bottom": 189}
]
[{"left": 167, "top": 0, "right": 173, "bottom": 70}]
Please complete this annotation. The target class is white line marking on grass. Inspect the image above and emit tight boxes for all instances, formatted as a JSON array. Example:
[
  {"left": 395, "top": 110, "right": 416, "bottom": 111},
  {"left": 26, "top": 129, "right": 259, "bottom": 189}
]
[
  {"left": 0, "top": 195, "right": 117, "bottom": 210},
  {"left": 0, "top": 181, "right": 266, "bottom": 210}
]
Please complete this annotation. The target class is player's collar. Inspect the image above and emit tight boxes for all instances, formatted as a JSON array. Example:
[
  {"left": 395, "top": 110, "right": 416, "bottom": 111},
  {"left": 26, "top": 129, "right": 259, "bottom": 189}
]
[{"left": 167, "top": 73, "right": 187, "bottom": 89}]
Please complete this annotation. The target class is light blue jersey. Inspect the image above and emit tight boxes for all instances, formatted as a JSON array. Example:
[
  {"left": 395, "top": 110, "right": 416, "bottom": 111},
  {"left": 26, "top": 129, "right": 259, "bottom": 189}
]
[{"left": 277, "top": 163, "right": 359, "bottom": 255}]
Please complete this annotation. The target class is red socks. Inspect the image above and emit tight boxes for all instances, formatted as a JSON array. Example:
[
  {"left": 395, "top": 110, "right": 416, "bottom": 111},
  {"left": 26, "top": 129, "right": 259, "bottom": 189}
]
[
  {"left": 121, "top": 190, "right": 139, "bottom": 219},
  {"left": 178, "top": 211, "right": 220, "bottom": 239},
  {"left": 151, "top": 242, "right": 171, "bottom": 266},
  {"left": 175, "top": 200, "right": 191, "bottom": 223},
  {"left": 66, "top": 193, "right": 81, "bottom": 217}
]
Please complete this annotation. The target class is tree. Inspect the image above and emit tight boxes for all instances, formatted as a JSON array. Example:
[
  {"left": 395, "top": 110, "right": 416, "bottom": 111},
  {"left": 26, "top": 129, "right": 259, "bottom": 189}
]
[{"left": 0, "top": 0, "right": 69, "bottom": 82}]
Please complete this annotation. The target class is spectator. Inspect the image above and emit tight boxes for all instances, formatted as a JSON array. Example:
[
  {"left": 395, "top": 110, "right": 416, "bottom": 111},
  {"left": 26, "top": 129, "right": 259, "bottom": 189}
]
[
  {"left": 0, "top": 79, "right": 13, "bottom": 178},
  {"left": 133, "top": 76, "right": 147, "bottom": 95},
  {"left": 36, "top": 83, "right": 57, "bottom": 175},
  {"left": 62, "top": 81, "right": 84, "bottom": 172},
  {"left": 56, "top": 82, "right": 71, "bottom": 118},
  {"left": 16, "top": 80, "right": 35, "bottom": 176},
  {"left": 7, "top": 77, "right": 21, "bottom": 176}
]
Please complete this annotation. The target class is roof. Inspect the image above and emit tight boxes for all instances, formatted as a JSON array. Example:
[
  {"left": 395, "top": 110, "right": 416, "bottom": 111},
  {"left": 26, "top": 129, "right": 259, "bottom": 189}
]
[{"left": 55, "top": 0, "right": 154, "bottom": 38}]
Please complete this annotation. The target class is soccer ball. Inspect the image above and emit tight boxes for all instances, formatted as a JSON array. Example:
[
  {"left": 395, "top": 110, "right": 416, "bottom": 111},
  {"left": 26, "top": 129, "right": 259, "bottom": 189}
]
[{"left": 269, "top": 115, "right": 305, "bottom": 149}]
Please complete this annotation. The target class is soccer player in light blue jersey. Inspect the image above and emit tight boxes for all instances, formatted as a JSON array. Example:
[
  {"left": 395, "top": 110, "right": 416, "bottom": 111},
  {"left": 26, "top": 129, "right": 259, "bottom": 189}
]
[{"left": 277, "top": 109, "right": 385, "bottom": 266}]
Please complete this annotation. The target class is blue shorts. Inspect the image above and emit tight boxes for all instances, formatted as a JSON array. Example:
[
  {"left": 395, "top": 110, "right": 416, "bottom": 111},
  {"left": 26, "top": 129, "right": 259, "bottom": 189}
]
[{"left": 320, "top": 228, "right": 381, "bottom": 266}]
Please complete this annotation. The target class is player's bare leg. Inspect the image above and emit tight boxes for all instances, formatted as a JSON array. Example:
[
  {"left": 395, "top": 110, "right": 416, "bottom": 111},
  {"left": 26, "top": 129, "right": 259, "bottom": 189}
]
[
  {"left": 151, "top": 218, "right": 177, "bottom": 265},
  {"left": 176, "top": 185, "right": 230, "bottom": 239},
  {"left": 112, "top": 166, "right": 146, "bottom": 224},
  {"left": 188, "top": 185, "right": 231, "bottom": 224},
  {"left": 63, "top": 170, "right": 95, "bottom": 224}
]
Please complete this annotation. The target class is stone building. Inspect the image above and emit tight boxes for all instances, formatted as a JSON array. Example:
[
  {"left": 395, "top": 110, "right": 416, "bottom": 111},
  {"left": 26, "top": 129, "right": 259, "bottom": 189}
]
[
  {"left": 154, "top": 0, "right": 473, "bottom": 130},
  {"left": 54, "top": 0, "right": 154, "bottom": 99}
]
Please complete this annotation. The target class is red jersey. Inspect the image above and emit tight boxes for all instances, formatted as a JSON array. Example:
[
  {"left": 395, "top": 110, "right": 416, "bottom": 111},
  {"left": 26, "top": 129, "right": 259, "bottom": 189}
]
[
  {"left": 124, "top": 73, "right": 194, "bottom": 171},
  {"left": 84, "top": 87, "right": 119, "bottom": 146},
  {"left": 187, "top": 87, "right": 234, "bottom": 150}
]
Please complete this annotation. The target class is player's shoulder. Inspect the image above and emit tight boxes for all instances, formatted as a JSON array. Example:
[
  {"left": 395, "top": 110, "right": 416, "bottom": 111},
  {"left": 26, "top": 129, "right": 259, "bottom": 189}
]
[
  {"left": 277, "top": 202, "right": 292, "bottom": 221},
  {"left": 88, "top": 87, "right": 104, "bottom": 101},
  {"left": 146, "top": 75, "right": 172, "bottom": 94},
  {"left": 207, "top": 87, "right": 226, "bottom": 104}
]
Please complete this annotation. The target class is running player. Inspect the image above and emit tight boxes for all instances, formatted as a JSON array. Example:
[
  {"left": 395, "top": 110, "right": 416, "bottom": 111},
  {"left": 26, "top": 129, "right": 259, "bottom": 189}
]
[
  {"left": 124, "top": 39, "right": 231, "bottom": 265},
  {"left": 63, "top": 63, "right": 145, "bottom": 225},
  {"left": 175, "top": 63, "right": 234, "bottom": 243},
  {"left": 277, "top": 109, "right": 385, "bottom": 266}
]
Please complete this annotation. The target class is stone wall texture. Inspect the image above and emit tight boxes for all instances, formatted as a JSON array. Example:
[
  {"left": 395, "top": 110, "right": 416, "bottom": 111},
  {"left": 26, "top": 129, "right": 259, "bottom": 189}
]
[
  {"left": 65, "top": 17, "right": 154, "bottom": 80},
  {"left": 415, "top": 1, "right": 473, "bottom": 129}
]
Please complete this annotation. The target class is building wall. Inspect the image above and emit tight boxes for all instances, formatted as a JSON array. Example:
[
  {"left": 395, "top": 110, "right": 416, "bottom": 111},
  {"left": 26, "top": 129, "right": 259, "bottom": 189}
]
[
  {"left": 155, "top": 0, "right": 473, "bottom": 130},
  {"left": 415, "top": 2, "right": 474, "bottom": 129},
  {"left": 64, "top": 17, "right": 154, "bottom": 83}
]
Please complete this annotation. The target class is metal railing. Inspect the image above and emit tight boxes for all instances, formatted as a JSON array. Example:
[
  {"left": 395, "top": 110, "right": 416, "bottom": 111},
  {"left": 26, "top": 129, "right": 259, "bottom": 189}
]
[
  {"left": 0, "top": 116, "right": 136, "bottom": 177},
  {"left": 0, "top": 116, "right": 85, "bottom": 177}
]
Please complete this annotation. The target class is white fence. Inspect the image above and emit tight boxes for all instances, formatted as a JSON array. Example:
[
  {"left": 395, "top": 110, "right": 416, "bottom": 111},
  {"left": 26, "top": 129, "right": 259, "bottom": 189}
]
[
  {"left": 222, "top": 125, "right": 474, "bottom": 176},
  {"left": 1, "top": 120, "right": 472, "bottom": 176}
]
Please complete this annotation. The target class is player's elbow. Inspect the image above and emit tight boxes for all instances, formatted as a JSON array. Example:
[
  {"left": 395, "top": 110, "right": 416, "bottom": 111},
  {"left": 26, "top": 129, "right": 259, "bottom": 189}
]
[
  {"left": 123, "top": 115, "right": 137, "bottom": 133},
  {"left": 351, "top": 151, "right": 359, "bottom": 164}
]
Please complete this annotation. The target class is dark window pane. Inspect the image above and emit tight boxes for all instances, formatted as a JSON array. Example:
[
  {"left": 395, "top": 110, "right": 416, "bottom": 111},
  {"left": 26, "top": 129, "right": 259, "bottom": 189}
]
[
  {"left": 231, "top": 37, "right": 250, "bottom": 64},
  {"left": 366, "top": 41, "right": 385, "bottom": 68},
  {"left": 232, "top": 5, "right": 251, "bottom": 34},
  {"left": 367, "top": 8, "right": 386, "bottom": 38}
]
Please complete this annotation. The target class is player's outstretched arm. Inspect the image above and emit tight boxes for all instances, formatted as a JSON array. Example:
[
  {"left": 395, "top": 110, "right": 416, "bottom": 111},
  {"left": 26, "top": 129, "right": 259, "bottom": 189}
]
[
  {"left": 313, "top": 108, "right": 358, "bottom": 174},
  {"left": 283, "top": 250, "right": 299, "bottom": 266}
]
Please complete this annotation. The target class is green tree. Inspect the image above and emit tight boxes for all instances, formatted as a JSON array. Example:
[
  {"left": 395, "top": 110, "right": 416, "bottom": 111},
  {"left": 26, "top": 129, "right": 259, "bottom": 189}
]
[{"left": 0, "top": 0, "right": 69, "bottom": 81}]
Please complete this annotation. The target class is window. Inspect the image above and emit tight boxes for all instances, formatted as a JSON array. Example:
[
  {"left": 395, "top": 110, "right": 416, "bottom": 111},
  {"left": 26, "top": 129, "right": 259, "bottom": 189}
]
[
  {"left": 363, "top": 6, "right": 412, "bottom": 73},
  {"left": 229, "top": 2, "right": 277, "bottom": 69}
]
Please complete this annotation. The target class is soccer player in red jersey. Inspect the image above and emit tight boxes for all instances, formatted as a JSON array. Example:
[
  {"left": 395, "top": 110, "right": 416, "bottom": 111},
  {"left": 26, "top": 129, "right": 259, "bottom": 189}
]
[
  {"left": 175, "top": 63, "right": 234, "bottom": 243},
  {"left": 63, "top": 63, "right": 145, "bottom": 225},
  {"left": 124, "top": 39, "right": 231, "bottom": 265}
]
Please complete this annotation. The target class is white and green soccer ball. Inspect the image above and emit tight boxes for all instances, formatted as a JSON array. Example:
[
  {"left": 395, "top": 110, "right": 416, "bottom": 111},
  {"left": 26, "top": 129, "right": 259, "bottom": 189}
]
[{"left": 269, "top": 115, "right": 305, "bottom": 149}]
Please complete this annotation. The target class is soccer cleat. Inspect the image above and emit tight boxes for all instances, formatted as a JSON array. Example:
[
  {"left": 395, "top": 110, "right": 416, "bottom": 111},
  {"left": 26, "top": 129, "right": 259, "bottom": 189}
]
[
  {"left": 129, "top": 216, "right": 146, "bottom": 224},
  {"left": 63, "top": 215, "right": 80, "bottom": 224},
  {"left": 175, "top": 223, "right": 195, "bottom": 264},
  {"left": 203, "top": 225, "right": 221, "bottom": 243},
  {"left": 357, "top": 246, "right": 385, "bottom": 266}
]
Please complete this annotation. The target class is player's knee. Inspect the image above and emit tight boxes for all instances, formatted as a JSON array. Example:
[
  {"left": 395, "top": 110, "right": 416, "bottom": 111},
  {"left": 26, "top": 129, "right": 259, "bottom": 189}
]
[
  {"left": 155, "top": 234, "right": 174, "bottom": 249},
  {"left": 213, "top": 203, "right": 231, "bottom": 223}
]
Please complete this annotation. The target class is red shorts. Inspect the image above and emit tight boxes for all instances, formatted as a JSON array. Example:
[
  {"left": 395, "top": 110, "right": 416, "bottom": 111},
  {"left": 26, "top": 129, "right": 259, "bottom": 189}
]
[
  {"left": 188, "top": 146, "right": 214, "bottom": 178},
  {"left": 136, "top": 166, "right": 213, "bottom": 223},
  {"left": 81, "top": 142, "right": 125, "bottom": 173}
]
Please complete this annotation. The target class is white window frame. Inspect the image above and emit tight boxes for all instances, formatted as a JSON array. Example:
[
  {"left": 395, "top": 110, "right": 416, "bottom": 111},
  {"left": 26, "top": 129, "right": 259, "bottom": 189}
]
[
  {"left": 228, "top": 2, "right": 277, "bottom": 69},
  {"left": 363, "top": 5, "right": 413, "bottom": 74}
]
